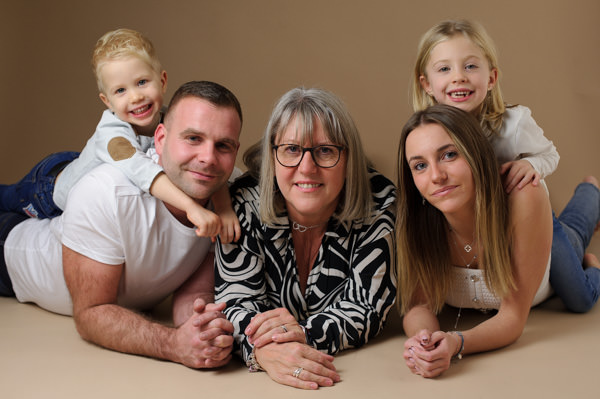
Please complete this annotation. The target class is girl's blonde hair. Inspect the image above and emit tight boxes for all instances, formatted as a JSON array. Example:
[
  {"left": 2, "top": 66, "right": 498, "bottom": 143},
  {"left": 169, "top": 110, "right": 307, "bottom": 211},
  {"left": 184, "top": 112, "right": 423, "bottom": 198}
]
[
  {"left": 244, "top": 87, "right": 372, "bottom": 225},
  {"left": 396, "top": 104, "right": 514, "bottom": 315},
  {"left": 411, "top": 20, "right": 506, "bottom": 137},
  {"left": 92, "top": 28, "right": 162, "bottom": 93}
]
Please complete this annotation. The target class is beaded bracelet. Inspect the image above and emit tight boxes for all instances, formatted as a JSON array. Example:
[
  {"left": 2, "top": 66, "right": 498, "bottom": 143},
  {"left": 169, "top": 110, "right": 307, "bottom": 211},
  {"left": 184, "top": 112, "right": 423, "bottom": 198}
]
[
  {"left": 247, "top": 346, "right": 264, "bottom": 372},
  {"left": 449, "top": 331, "right": 464, "bottom": 360}
]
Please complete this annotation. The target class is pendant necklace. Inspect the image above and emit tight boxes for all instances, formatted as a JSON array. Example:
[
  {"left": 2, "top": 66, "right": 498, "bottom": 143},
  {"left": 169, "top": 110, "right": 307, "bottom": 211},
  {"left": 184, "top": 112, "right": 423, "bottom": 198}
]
[
  {"left": 450, "top": 228, "right": 479, "bottom": 329},
  {"left": 450, "top": 227, "right": 475, "bottom": 254},
  {"left": 291, "top": 220, "right": 326, "bottom": 233}
]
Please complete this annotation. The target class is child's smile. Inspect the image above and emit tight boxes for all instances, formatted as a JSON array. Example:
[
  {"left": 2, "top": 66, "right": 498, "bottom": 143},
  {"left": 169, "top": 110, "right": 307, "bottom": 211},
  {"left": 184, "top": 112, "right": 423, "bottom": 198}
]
[
  {"left": 420, "top": 35, "right": 497, "bottom": 114},
  {"left": 98, "top": 56, "right": 167, "bottom": 136}
]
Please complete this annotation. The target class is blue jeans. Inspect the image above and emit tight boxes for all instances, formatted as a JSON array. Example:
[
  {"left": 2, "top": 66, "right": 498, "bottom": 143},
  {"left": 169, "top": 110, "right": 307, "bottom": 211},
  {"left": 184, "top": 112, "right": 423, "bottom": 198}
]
[
  {"left": 550, "top": 182, "right": 600, "bottom": 313},
  {"left": 0, "top": 212, "right": 28, "bottom": 296},
  {"left": 0, "top": 151, "right": 79, "bottom": 219}
]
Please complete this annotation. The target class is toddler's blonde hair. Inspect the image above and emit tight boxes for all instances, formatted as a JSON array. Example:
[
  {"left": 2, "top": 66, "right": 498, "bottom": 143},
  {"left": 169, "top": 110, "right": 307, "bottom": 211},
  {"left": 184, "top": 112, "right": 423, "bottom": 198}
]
[{"left": 92, "top": 28, "right": 162, "bottom": 93}]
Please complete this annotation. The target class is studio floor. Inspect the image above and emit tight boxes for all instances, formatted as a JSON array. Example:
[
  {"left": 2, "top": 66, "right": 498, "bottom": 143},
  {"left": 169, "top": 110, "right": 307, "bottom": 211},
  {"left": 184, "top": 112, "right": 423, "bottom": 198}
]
[{"left": 2, "top": 292, "right": 599, "bottom": 399}]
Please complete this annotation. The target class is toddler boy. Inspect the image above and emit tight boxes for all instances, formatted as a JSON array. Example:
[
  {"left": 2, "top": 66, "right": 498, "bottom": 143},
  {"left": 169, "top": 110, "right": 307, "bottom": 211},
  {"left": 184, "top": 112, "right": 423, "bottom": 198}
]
[{"left": 0, "top": 28, "right": 240, "bottom": 242}]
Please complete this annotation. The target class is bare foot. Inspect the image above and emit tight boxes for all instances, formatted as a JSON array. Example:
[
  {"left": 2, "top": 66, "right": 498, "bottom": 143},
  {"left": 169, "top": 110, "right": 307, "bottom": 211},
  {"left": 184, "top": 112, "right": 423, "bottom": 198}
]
[
  {"left": 583, "top": 253, "right": 600, "bottom": 269},
  {"left": 583, "top": 176, "right": 599, "bottom": 189}
]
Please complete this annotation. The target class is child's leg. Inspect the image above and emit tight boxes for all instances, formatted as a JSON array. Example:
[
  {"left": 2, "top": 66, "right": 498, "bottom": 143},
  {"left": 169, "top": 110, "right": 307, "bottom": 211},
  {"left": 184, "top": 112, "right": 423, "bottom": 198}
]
[
  {"left": 555, "top": 177, "right": 600, "bottom": 257},
  {"left": 0, "top": 211, "right": 28, "bottom": 296},
  {"left": 0, "top": 151, "right": 78, "bottom": 219},
  {"left": 549, "top": 178, "right": 600, "bottom": 312}
]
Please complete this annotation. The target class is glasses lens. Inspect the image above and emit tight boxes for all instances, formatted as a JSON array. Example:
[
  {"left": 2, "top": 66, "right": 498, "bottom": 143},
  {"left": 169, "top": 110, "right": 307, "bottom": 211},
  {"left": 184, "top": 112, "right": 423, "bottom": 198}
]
[
  {"left": 313, "top": 145, "right": 340, "bottom": 167},
  {"left": 276, "top": 144, "right": 302, "bottom": 167}
]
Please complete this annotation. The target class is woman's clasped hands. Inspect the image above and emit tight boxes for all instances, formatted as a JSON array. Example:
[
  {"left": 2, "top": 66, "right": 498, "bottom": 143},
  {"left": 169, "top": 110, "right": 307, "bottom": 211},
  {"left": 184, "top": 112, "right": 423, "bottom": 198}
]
[
  {"left": 245, "top": 308, "right": 341, "bottom": 390},
  {"left": 403, "top": 329, "right": 462, "bottom": 378}
]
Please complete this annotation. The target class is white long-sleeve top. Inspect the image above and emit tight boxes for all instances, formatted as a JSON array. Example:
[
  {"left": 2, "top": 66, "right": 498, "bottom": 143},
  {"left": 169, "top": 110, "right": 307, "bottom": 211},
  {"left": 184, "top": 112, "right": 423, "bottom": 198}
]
[
  {"left": 491, "top": 105, "right": 559, "bottom": 178},
  {"left": 53, "top": 109, "right": 163, "bottom": 210}
]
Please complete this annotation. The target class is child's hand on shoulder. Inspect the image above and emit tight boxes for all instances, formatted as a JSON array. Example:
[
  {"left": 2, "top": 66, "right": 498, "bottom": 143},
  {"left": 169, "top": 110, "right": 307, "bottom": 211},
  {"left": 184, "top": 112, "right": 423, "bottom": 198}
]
[
  {"left": 187, "top": 205, "right": 221, "bottom": 240},
  {"left": 500, "top": 160, "right": 540, "bottom": 193},
  {"left": 215, "top": 207, "right": 241, "bottom": 244}
]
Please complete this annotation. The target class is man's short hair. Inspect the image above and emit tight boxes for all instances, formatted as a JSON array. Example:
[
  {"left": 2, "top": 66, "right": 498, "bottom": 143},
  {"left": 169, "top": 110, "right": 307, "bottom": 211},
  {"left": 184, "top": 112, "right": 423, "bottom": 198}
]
[{"left": 165, "top": 81, "right": 243, "bottom": 127}]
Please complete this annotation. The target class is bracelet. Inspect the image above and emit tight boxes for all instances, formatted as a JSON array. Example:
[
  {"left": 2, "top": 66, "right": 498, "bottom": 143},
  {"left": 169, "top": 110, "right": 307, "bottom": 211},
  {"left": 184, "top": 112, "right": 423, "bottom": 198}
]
[
  {"left": 300, "top": 324, "right": 309, "bottom": 344},
  {"left": 449, "top": 331, "right": 464, "bottom": 360},
  {"left": 247, "top": 346, "right": 263, "bottom": 372}
]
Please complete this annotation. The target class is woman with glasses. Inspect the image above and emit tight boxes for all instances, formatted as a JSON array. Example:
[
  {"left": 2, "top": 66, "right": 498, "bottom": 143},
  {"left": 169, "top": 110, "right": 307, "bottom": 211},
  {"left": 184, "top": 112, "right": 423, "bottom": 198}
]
[{"left": 214, "top": 87, "right": 396, "bottom": 389}]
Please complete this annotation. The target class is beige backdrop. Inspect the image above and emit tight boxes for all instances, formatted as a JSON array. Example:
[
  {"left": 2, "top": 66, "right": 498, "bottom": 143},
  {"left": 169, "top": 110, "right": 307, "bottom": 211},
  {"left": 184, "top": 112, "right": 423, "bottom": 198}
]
[{"left": 1, "top": 0, "right": 598, "bottom": 252}]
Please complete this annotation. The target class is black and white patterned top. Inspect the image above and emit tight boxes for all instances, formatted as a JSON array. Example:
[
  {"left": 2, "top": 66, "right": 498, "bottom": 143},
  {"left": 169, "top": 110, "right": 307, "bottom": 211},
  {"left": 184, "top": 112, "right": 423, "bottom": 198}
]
[{"left": 215, "top": 170, "right": 397, "bottom": 363}]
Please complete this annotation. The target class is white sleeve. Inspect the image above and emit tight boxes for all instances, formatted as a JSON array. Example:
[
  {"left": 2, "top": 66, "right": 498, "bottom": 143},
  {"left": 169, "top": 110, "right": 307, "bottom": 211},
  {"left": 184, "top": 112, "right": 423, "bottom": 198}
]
[
  {"left": 510, "top": 106, "right": 560, "bottom": 179},
  {"left": 92, "top": 110, "right": 163, "bottom": 193}
]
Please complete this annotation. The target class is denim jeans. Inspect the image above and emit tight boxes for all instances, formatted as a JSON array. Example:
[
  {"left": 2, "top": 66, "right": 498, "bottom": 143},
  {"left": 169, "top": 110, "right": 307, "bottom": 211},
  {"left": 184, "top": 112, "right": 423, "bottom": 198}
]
[
  {"left": 0, "top": 212, "right": 28, "bottom": 296},
  {"left": 0, "top": 151, "right": 79, "bottom": 219},
  {"left": 550, "top": 182, "right": 600, "bottom": 313}
]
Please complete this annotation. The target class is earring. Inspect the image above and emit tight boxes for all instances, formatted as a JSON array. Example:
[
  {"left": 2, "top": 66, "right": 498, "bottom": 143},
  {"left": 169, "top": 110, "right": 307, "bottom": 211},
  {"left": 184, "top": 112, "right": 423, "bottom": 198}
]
[{"left": 422, "top": 196, "right": 426, "bottom": 206}]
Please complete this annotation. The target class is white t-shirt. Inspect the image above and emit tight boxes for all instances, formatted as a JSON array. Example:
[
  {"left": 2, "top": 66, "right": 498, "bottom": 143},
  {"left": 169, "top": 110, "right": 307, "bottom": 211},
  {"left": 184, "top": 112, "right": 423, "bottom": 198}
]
[{"left": 5, "top": 163, "right": 211, "bottom": 315}]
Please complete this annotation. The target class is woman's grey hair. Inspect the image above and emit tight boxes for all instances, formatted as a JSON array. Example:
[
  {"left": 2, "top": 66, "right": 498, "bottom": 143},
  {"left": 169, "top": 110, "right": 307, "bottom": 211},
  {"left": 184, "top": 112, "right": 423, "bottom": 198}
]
[{"left": 244, "top": 87, "right": 372, "bottom": 224}]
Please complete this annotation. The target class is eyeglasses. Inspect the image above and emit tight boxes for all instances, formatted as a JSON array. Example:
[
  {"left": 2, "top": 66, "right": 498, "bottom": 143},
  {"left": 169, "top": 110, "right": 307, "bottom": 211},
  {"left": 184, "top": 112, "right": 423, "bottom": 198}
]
[{"left": 272, "top": 144, "right": 345, "bottom": 168}]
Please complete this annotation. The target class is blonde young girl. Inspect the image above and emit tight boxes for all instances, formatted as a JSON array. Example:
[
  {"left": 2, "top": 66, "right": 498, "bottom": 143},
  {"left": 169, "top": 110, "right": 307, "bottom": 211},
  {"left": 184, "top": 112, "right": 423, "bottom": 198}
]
[{"left": 411, "top": 19, "right": 559, "bottom": 193}]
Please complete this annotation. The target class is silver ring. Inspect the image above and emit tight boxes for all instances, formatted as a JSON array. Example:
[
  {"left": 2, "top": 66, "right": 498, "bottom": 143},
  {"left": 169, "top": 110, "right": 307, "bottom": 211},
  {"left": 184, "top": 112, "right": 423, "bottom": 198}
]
[
  {"left": 280, "top": 324, "right": 288, "bottom": 333},
  {"left": 292, "top": 367, "right": 303, "bottom": 378}
]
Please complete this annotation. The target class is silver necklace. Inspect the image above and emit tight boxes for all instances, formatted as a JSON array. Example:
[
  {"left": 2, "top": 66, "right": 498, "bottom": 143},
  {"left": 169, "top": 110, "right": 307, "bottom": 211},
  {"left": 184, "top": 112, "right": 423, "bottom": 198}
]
[
  {"left": 450, "top": 227, "right": 475, "bottom": 254},
  {"left": 450, "top": 228, "right": 479, "bottom": 329},
  {"left": 291, "top": 221, "right": 326, "bottom": 233},
  {"left": 449, "top": 227, "right": 477, "bottom": 264}
]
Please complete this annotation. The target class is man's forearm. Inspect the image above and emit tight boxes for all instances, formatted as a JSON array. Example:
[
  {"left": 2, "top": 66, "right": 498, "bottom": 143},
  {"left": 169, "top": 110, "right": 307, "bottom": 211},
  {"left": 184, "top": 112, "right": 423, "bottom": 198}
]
[
  {"left": 73, "top": 303, "right": 180, "bottom": 363},
  {"left": 172, "top": 252, "right": 216, "bottom": 327},
  {"left": 62, "top": 246, "right": 231, "bottom": 368}
]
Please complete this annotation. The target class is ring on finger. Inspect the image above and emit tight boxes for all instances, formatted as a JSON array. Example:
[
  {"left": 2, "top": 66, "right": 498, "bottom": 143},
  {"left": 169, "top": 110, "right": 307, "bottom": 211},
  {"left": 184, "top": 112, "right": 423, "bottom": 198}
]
[
  {"left": 280, "top": 324, "right": 288, "bottom": 333},
  {"left": 292, "top": 367, "right": 303, "bottom": 378}
]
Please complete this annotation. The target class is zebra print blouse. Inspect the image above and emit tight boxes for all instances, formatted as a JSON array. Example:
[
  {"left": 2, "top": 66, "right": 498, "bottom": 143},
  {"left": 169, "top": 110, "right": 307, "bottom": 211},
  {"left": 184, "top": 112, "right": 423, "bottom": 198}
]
[{"left": 215, "top": 170, "right": 397, "bottom": 363}]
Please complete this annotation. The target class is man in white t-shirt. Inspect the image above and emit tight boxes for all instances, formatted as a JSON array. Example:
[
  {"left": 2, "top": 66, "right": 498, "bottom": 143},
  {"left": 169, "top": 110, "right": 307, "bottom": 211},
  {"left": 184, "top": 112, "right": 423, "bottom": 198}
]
[{"left": 0, "top": 81, "right": 242, "bottom": 369}]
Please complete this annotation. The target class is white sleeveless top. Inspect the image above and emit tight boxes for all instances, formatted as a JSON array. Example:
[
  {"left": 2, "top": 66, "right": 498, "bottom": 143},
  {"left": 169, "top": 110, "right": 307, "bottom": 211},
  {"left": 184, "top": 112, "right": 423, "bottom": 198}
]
[
  {"left": 445, "top": 256, "right": 553, "bottom": 310},
  {"left": 446, "top": 179, "right": 553, "bottom": 310}
]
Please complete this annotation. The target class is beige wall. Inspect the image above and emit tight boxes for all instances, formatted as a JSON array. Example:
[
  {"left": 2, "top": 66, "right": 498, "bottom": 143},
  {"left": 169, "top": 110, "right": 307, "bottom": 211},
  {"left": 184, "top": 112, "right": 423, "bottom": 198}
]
[{"left": 1, "top": 0, "right": 599, "bottom": 251}]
